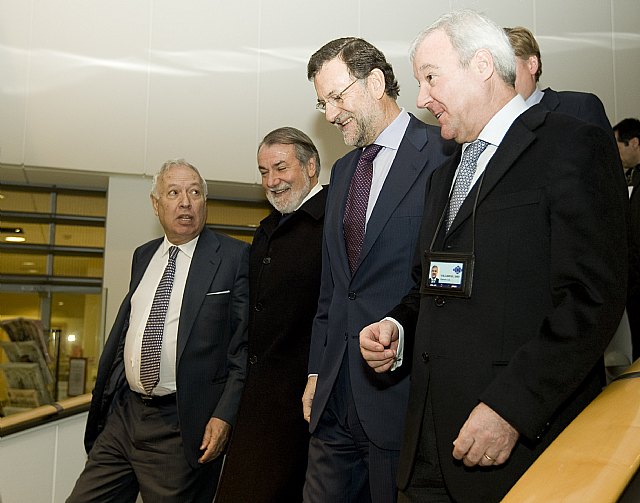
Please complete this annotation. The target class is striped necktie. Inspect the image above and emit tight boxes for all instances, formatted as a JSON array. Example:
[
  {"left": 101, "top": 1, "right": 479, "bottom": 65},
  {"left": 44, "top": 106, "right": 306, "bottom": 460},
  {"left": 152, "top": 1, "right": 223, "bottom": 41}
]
[
  {"left": 343, "top": 144, "right": 383, "bottom": 273},
  {"left": 139, "top": 245, "right": 179, "bottom": 395}
]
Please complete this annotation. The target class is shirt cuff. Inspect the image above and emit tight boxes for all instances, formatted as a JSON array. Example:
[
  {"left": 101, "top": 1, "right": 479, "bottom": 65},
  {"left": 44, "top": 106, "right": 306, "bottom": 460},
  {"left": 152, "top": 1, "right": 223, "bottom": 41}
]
[{"left": 383, "top": 317, "right": 404, "bottom": 371}]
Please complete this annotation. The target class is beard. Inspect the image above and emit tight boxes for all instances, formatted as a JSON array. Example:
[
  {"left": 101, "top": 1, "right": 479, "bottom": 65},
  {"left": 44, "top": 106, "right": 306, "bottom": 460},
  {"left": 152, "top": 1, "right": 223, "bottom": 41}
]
[
  {"left": 266, "top": 171, "right": 312, "bottom": 214},
  {"left": 335, "top": 109, "right": 377, "bottom": 148}
]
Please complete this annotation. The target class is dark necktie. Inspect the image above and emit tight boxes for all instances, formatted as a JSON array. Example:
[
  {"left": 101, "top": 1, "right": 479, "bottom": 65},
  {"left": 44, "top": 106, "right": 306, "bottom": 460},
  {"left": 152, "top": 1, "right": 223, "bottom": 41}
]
[
  {"left": 446, "top": 139, "right": 489, "bottom": 232},
  {"left": 140, "top": 245, "right": 179, "bottom": 395},
  {"left": 343, "top": 144, "right": 383, "bottom": 273}
]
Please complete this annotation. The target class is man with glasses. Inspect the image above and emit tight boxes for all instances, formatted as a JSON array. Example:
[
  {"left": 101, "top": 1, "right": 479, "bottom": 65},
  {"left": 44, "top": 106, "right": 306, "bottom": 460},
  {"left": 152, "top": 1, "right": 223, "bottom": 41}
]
[{"left": 302, "top": 37, "right": 452, "bottom": 502}]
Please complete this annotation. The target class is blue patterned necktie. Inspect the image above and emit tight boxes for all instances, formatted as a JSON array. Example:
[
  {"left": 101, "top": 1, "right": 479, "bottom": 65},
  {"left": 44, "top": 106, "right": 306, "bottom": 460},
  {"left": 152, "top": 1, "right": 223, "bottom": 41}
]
[
  {"left": 343, "top": 144, "right": 383, "bottom": 273},
  {"left": 140, "top": 245, "right": 179, "bottom": 395},
  {"left": 446, "top": 139, "right": 489, "bottom": 232}
]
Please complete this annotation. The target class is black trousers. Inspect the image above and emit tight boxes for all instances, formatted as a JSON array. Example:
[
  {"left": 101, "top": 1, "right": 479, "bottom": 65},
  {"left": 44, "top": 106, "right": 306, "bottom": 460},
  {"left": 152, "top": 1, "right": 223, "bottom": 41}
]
[
  {"left": 303, "top": 354, "right": 400, "bottom": 503},
  {"left": 398, "top": 390, "right": 454, "bottom": 503},
  {"left": 67, "top": 390, "right": 222, "bottom": 503}
]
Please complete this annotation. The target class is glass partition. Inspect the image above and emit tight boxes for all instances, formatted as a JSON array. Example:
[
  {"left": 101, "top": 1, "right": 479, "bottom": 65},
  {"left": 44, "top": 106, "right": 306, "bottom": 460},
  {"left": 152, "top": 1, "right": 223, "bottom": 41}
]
[{"left": 0, "top": 183, "right": 106, "bottom": 416}]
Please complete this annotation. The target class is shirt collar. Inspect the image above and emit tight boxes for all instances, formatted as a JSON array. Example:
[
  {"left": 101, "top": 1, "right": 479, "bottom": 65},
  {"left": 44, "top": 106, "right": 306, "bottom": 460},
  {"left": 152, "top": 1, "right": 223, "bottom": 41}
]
[
  {"left": 473, "top": 94, "right": 528, "bottom": 149},
  {"left": 525, "top": 87, "right": 544, "bottom": 107},
  {"left": 372, "top": 108, "right": 410, "bottom": 151},
  {"left": 292, "top": 183, "right": 323, "bottom": 213},
  {"left": 162, "top": 234, "right": 199, "bottom": 259}
]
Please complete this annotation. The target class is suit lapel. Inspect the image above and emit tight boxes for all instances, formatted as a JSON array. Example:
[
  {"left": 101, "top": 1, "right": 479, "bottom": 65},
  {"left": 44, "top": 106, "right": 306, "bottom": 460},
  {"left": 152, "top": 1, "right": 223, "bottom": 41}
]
[
  {"left": 430, "top": 149, "right": 461, "bottom": 242},
  {"left": 131, "top": 239, "right": 163, "bottom": 292},
  {"left": 447, "top": 109, "right": 544, "bottom": 235},
  {"left": 327, "top": 151, "right": 360, "bottom": 276},
  {"left": 356, "top": 117, "right": 430, "bottom": 273},
  {"left": 539, "top": 87, "right": 560, "bottom": 112},
  {"left": 176, "top": 228, "right": 221, "bottom": 362}
]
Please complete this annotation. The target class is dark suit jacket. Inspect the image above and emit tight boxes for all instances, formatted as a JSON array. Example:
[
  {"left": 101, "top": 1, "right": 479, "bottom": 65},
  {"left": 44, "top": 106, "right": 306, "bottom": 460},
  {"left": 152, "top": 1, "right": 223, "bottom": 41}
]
[
  {"left": 216, "top": 188, "right": 326, "bottom": 503},
  {"left": 628, "top": 168, "right": 640, "bottom": 358},
  {"left": 84, "top": 227, "right": 250, "bottom": 468},
  {"left": 308, "top": 114, "right": 453, "bottom": 450},
  {"left": 629, "top": 168, "right": 640, "bottom": 298},
  {"left": 539, "top": 87, "right": 613, "bottom": 138},
  {"left": 389, "top": 107, "right": 628, "bottom": 502}
]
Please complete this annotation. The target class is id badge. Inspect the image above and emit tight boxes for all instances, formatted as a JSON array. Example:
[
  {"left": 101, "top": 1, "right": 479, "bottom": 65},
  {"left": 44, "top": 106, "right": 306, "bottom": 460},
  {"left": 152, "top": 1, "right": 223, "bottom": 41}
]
[{"left": 421, "top": 252, "right": 475, "bottom": 298}]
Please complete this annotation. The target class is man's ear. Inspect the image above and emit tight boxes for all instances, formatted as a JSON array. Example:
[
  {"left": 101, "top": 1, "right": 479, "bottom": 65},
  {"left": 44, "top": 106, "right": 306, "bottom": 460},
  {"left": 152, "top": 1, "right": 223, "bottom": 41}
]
[
  {"left": 474, "top": 49, "right": 494, "bottom": 81},
  {"left": 150, "top": 194, "right": 159, "bottom": 216},
  {"left": 305, "top": 157, "right": 318, "bottom": 179},
  {"left": 367, "top": 68, "right": 387, "bottom": 100},
  {"left": 527, "top": 55, "right": 539, "bottom": 77},
  {"left": 630, "top": 137, "right": 640, "bottom": 150}
]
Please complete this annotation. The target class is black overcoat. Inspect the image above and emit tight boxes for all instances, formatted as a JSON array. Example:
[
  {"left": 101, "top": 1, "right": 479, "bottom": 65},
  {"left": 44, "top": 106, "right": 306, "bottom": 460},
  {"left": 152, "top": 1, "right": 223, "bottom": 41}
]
[{"left": 215, "top": 188, "right": 326, "bottom": 503}]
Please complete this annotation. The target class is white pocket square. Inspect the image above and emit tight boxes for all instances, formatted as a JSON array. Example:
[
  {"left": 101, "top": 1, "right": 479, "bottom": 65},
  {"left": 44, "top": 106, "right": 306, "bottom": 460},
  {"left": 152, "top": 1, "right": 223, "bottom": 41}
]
[{"left": 206, "top": 290, "right": 230, "bottom": 295}]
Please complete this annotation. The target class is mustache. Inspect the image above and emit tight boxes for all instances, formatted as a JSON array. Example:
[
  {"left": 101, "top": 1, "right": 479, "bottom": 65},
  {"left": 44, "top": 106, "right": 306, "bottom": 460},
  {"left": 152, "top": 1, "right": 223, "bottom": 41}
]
[
  {"left": 334, "top": 112, "right": 352, "bottom": 126},
  {"left": 268, "top": 183, "right": 291, "bottom": 192}
]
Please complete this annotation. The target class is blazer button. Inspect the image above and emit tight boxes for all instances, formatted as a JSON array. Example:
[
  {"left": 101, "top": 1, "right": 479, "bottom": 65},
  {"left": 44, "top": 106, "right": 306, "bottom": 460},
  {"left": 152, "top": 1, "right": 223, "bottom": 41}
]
[
  {"left": 262, "top": 257, "right": 271, "bottom": 265},
  {"left": 421, "top": 352, "right": 429, "bottom": 363},
  {"left": 249, "top": 355, "right": 258, "bottom": 365},
  {"left": 348, "top": 292, "right": 357, "bottom": 300},
  {"left": 254, "top": 302, "right": 263, "bottom": 312},
  {"left": 344, "top": 332, "right": 348, "bottom": 341},
  {"left": 434, "top": 296, "right": 446, "bottom": 307}
]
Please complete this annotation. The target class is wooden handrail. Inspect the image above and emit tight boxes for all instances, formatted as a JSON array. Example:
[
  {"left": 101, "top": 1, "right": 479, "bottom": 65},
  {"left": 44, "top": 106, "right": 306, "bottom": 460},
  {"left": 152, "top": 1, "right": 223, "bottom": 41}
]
[
  {"left": 502, "top": 361, "right": 640, "bottom": 502},
  {"left": 0, "top": 393, "right": 91, "bottom": 437}
]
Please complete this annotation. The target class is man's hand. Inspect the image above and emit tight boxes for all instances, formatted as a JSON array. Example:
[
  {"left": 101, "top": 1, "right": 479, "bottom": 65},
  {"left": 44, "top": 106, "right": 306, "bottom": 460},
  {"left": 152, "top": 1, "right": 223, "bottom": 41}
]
[
  {"left": 302, "top": 375, "right": 317, "bottom": 423},
  {"left": 359, "top": 320, "right": 399, "bottom": 373},
  {"left": 452, "top": 402, "right": 519, "bottom": 467},
  {"left": 198, "top": 417, "right": 231, "bottom": 464}
]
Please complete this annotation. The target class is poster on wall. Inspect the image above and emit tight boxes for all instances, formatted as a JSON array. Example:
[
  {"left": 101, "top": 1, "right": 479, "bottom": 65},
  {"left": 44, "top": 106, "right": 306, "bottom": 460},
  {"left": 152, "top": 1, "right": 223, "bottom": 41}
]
[{"left": 67, "top": 357, "right": 87, "bottom": 396}]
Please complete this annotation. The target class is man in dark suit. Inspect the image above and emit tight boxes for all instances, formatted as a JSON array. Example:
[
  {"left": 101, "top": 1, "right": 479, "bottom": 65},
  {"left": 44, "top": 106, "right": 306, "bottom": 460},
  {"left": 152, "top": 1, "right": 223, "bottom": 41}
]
[
  {"left": 505, "top": 26, "right": 612, "bottom": 135},
  {"left": 68, "top": 159, "right": 249, "bottom": 503},
  {"left": 360, "top": 10, "right": 627, "bottom": 502},
  {"left": 614, "top": 118, "right": 640, "bottom": 360},
  {"left": 215, "top": 127, "right": 326, "bottom": 503},
  {"left": 302, "top": 38, "right": 452, "bottom": 502}
]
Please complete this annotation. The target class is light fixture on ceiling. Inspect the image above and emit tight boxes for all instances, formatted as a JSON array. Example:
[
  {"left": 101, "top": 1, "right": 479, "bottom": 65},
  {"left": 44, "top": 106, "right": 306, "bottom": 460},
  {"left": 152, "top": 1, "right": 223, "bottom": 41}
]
[{"left": 1, "top": 226, "right": 26, "bottom": 242}]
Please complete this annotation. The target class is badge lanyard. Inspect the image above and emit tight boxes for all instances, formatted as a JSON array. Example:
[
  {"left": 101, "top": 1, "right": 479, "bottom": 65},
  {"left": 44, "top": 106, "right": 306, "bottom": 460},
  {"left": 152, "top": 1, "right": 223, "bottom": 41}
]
[{"left": 421, "top": 169, "right": 487, "bottom": 298}]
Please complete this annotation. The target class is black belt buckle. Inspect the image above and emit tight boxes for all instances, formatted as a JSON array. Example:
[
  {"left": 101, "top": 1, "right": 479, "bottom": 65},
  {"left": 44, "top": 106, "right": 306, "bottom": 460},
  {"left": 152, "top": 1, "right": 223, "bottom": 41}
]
[
  {"left": 139, "top": 394, "right": 154, "bottom": 405},
  {"left": 135, "top": 392, "right": 176, "bottom": 406}
]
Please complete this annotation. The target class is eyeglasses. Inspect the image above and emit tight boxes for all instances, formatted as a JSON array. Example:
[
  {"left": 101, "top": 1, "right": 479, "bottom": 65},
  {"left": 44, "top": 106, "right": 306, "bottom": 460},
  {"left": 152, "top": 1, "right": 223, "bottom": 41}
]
[{"left": 315, "top": 78, "right": 360, "bottom": 113}]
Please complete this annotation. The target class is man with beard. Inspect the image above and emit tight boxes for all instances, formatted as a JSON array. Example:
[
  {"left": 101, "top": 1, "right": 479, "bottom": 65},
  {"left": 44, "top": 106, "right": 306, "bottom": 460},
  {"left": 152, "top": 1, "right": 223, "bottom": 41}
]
[
  {"left": 215, "top": 127, "right": 326, "bottom": 503},
  {"left": 302, "top": 38, "right": 453, "bottom": 502}
]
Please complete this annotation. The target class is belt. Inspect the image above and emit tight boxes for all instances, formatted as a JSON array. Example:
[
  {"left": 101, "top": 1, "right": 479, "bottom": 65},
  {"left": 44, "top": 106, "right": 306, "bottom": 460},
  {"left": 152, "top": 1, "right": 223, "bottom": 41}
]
[{"left": 132, "top": 391, "right": 176, "bottom": 406}]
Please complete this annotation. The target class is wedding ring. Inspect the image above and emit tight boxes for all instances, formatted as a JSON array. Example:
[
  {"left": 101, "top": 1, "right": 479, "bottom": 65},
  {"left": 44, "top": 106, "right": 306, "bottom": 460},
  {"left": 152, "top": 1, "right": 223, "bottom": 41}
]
[{"left": 483, "top": 453, "right": 495, "bottom": 462}]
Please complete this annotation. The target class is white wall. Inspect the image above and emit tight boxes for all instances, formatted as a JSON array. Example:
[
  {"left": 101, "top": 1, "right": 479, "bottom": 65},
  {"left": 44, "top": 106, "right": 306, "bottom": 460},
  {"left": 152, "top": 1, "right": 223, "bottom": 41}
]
[
  {"left": 1, "top": 0, "right": 639, "bottom": 187},
  {"left": 0, "top": 413, "right": 88, "bottom": 503},
  {"left": 102, "top": 174, "right": 163, "bottom": 333}
]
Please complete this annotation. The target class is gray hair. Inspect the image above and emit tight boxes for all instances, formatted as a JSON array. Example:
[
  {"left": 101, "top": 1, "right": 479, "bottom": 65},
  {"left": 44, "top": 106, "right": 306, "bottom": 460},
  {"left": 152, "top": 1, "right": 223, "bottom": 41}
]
[
  {"left": 258, "top": 127, "right": 321, "bottom": 176},
  {"left": 151, "top": 159, "right": 208, "bottom": 199},
  {"left": 410, "top": 10, "right": 516, "bottom": 87}
]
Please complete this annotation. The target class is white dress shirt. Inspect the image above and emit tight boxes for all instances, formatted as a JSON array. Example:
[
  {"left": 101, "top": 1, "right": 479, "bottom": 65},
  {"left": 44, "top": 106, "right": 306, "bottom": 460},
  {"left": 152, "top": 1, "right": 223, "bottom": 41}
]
[
  {"left": 124, "top": 235, "right": 198, "bottom": 395},
  {"left": 525, "top": 86, "right": 545, "bottom": 108},
  {"left": 366, "top": 108, "right": 411, "bottom": 226}
]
